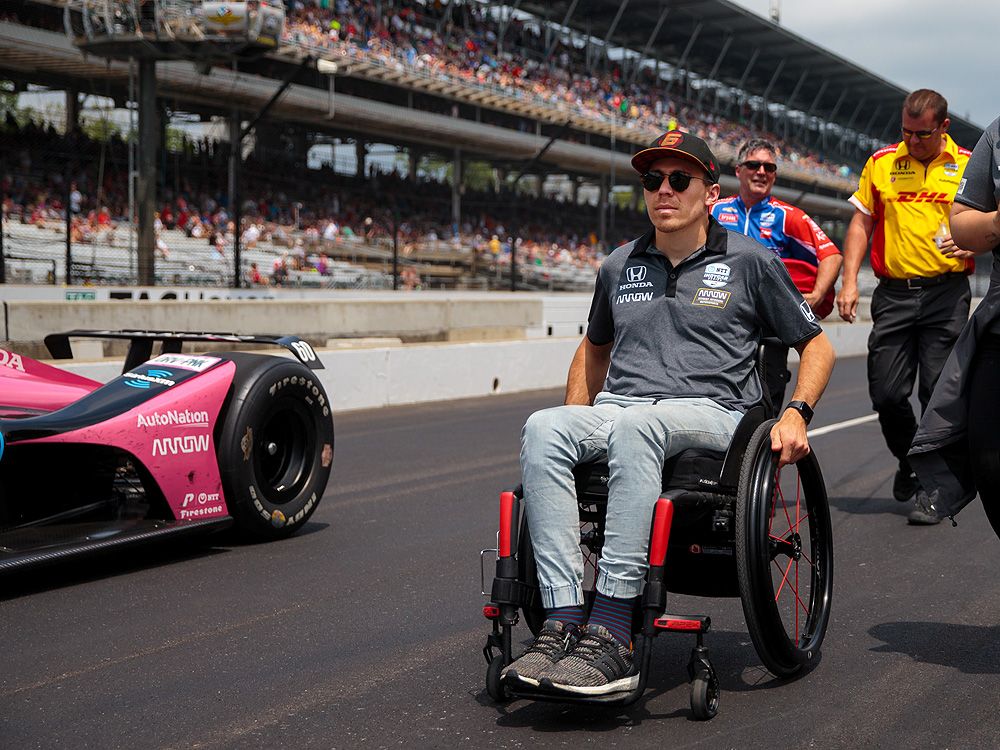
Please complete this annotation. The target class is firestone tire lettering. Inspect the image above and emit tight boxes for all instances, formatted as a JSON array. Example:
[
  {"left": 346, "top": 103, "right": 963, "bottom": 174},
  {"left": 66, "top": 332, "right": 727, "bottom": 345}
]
[{"left": 217, "top": 354, "right": 335, "bottom": 540}]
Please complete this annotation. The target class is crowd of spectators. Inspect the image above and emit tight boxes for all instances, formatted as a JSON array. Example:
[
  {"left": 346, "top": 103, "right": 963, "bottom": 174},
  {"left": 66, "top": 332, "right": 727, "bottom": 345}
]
[
  {"left": 0, "top": 115, "right": 644, "bottom": 286},
  {"left": 281, "top": 0, "right": 858, "bottom": 185},
  {"left": 5, "top": 1, "right": 862, "bottom": 186}
]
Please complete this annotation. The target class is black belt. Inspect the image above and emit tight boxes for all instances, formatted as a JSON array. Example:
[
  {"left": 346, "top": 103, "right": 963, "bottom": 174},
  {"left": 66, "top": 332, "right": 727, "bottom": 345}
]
[{"left": 878, "top": 272, "right": 967, "bottom": 290}]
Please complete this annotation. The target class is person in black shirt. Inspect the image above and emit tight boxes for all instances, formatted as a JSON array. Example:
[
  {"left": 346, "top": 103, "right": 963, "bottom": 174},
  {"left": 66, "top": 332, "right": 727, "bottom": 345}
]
[{"left": 911, "top": 115, "right": 1000, "bottom": 529}]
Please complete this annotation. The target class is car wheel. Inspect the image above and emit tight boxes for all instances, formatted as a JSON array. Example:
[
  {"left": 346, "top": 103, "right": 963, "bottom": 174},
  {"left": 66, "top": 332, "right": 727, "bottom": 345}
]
[{"left": 217, "top": 353, "right": 334, "bottom": 540}]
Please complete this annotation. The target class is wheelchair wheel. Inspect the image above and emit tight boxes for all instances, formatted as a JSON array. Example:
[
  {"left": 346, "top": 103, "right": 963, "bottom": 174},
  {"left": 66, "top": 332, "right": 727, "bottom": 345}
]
[
  {"left": 690, "top": 673, "right": 720, "bottom": 720},
  {"left": 485, "top": 656, "right": 511, "bottom": 703},
  {"left": 517, "top": 503, "right": 605, "bottom": 636},
  {"left": 736, "top": 420, "right": 833, "bottom": 677}
]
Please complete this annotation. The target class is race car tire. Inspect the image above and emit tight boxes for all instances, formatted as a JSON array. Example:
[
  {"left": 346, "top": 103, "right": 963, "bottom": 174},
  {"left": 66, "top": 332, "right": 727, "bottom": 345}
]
[{"left": 216, "top": 353, "right": 334, "bottom": 540}]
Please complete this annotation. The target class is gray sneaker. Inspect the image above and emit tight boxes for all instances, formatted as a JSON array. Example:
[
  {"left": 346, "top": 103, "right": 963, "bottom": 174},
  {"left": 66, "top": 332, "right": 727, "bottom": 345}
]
[
  {"left": 538, "top": 624, "right": 639, "bottom": 695},
  {"left": 501, "top": 620, "right": 578, "bottom": 687},
  {"left": 907, "top": 488, "right": 942, "bottom": 525}
]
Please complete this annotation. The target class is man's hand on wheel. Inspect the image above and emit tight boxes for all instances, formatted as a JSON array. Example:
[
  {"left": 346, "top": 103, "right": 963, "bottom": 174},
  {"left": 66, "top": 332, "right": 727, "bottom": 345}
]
[{"left": 770, "top": 410, "right": 811, "bottom": 467}]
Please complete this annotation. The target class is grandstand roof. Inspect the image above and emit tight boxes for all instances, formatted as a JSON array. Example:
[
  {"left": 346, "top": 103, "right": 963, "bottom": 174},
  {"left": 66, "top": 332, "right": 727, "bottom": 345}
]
[{"left": 519, "top": 0, "right": 984, "bottom": 149}]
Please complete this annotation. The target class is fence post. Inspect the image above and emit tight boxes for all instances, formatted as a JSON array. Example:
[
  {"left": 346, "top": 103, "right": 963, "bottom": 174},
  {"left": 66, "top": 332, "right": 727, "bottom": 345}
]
[
  {"left": 230, "top": 108, "right": 241, "bottom": 288},
  {"left": 0, "top": 153, "right": 5, "bottom": 285},
  {"left": 391, "top": 208, "right": 399, "bottom": 291},
  {"left": 65, "top": 151, "right": 73, "bottom": 285}
]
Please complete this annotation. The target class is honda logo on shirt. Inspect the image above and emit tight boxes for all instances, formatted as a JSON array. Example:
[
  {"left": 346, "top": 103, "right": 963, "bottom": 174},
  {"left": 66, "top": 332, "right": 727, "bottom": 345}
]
[{"left": 627, "top": 265, "right": 647, "bottom": 283}]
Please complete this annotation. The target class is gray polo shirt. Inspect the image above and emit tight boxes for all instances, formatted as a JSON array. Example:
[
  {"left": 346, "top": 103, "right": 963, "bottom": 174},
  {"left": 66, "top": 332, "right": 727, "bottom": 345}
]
[
  {"left": 587, "top": 216, "right": 821, "bottom": 411},
  {"left": 955, "top": 116, "right": 1000, "bottom": 215}
]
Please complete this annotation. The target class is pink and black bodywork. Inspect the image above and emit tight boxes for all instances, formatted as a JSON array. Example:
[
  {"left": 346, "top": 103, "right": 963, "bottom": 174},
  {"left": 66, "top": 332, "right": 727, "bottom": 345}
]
[{"left": 0, "top": 330, "right": 335, "bottom": 572}]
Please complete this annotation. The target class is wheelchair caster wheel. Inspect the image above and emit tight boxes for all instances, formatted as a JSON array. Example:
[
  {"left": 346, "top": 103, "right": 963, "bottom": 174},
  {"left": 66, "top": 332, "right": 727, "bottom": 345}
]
[
  {"left": 486, "top": 657, "right": 512, "bottom": 703},
  {"left": 690, "top": 672, "right": 719, "bottom": 720}
]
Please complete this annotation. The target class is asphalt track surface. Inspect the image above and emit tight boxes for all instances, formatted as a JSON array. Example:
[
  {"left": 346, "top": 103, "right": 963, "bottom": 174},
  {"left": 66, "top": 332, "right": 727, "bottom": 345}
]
[{"left": 5, "top": 354, "right": 1000, "bottom": 749}]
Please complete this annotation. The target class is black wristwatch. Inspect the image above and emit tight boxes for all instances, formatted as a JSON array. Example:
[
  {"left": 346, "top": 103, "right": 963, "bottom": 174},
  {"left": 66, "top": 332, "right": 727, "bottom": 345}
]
[{"left": 784, "top": 401, "right": 814, "bottom": 425}]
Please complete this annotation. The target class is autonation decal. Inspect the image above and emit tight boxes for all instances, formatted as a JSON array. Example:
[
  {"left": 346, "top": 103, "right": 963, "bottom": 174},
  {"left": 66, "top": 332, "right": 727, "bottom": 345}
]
[{"left": 137, "top": 409, "right": 210, "bottom": 429}]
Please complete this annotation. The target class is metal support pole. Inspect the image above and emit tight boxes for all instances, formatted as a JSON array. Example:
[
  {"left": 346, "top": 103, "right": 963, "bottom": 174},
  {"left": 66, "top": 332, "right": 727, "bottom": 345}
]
[
  {"left": 392, "top": 208, "right": 399, "bottom": 291},
  {"left": 452, "top": 147, "right": 461, "bottom": 233},
  {"left": 878, "top": 114, "right": 897, "bottom": 144},
  {"left": 697, "top": 34, "right": 733, "bottom": 106},
  {"left": 759, "top": 58, "right": 786, "bottom": 132},
  {"left": 601, "top": 0, "right": 630, "bottom": 51},
  {"left": 786, "top": 68, "right": 810, "bottom": 109},
  {"left": 860, "top": 104, "right": 883, "bottom": 143},
  {"left": 510, "top": 228, "right": 517, "bottom": 293},
  {"left": 598, "top": 175, "right": 608, "bottom": 246},
  {"left": 543, "top": 0, "right": 578, "bottom": 64},
  {"left": 137, "top": 58, "right": 158, "bottom": 286},
  {"left": 838, "top": 98, "right": 866, "bottom": 150},
  {"left": 823, "top": 88, "right": 849, "bottom": 151},
  {"left": 672, "top": 21, "right": 703, "bottom": 93},
  {"left": 609, "top": 117, "right": 616, "bottom": 238},
  {"left": 0, "top": 153, "right": 5, "bottom": 284},
  {"left": 356, "top": 140, "right": 366, "bottom": 178},
  {"left": 65, "top": 154, "right": 73, "bottom": 285},
  {"left": 626, "top": 3, "right": 670, "bottom": 87},
  {"left": 590, "top": 0, "right": 630, "bottom": 74},
  {"left": 229, "top": 109, "right": 242, "bottom": 288},
  {"left": 732, "top": 47, "right": 759, "bottom": 119},
  {"left": 801, "top": 78, "right": 829, "bottom": 140}
]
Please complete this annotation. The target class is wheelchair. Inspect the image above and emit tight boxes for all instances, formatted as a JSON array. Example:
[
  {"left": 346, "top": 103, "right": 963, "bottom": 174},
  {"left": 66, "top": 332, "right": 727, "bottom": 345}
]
[{"left": 480, "top": 385, "right": 833, "bottom": 720}]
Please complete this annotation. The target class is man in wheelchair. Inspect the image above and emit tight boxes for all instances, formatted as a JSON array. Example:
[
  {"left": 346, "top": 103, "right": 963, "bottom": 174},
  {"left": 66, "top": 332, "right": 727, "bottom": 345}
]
[{"left": 504, "top": 131, "right": 836, "bottom": 697}]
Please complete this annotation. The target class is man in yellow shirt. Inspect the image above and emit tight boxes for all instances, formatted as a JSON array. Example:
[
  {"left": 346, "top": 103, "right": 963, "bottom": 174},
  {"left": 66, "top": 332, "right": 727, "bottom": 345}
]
[{"left": 837, "top": 89, "right": 972, "bottom": 524}]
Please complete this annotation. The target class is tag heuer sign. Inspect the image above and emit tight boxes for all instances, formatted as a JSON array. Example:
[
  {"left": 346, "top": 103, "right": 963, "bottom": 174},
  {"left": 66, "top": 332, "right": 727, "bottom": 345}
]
[{"left": 202, "top": 2, "right": 248, "bottom": 33}]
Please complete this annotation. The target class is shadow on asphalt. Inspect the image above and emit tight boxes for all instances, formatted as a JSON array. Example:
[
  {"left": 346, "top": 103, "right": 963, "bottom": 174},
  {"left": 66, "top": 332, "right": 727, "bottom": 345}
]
[
  {"left": 479, "top": 630, "right": 819, "bottom": 728},
  {"left": 0, "top": 520, "right": 330, "bottom": 599},
  {"left": 869, "top": 621, "right": 1000, "bottom": 674},
  {"left": 0, "top": 544, "right": 229, "bottom": 600},
  {"left": 827, "top": 495, "right": 914, "bottom": 517},
  {"left": 217, "top": 520, "right": 330, "bottom": 545}
]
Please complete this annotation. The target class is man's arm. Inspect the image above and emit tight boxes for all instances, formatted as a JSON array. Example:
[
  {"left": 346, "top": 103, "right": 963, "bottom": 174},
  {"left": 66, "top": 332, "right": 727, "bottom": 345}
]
[
  {"left": 770, "top": 331, "right": 836, "bottom": 466},
  {"left": 949, "top": 202, "right": 1000, "bottom": 255},
  {"left": 835, "top": 210, "right": 874, "bottom": 322},
  {"left": 803, "top": 253, "right": 843, "bottom": 311},
  {"left": 564, "top": 336, "right": 613, "bottom": 405}
]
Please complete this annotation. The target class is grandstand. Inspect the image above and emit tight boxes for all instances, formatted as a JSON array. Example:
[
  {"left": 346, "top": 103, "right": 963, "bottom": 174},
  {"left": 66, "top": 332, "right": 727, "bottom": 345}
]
[{"left": 0, "top": 0, "right": 987, "bottom": 291}]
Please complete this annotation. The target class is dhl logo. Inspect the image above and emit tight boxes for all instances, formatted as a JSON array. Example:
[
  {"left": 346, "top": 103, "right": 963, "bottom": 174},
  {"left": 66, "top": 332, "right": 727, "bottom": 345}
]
[{"left": 895, "top": 191, "right": 951, "bottom": 204}]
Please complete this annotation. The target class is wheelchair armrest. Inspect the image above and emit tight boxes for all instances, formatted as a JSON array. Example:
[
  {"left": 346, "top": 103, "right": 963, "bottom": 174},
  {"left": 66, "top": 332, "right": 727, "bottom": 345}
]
[{"left": 718, "top": 404, "right": 771, "bottom": 491}]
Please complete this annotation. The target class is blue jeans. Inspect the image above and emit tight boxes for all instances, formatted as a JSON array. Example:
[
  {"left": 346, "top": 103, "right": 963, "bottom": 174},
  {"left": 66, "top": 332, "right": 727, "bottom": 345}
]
[{"left": 520, "top": 392, "right": 743, "bottom": 609}]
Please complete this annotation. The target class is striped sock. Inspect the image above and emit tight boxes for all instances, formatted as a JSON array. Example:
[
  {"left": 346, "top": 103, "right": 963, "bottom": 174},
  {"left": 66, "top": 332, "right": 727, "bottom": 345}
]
[
  {"left": 545, "top": 605, "right": 585, "bottom": 629},
  {"left": 588, "top": 593, "right": 637, "bottom": 648}
]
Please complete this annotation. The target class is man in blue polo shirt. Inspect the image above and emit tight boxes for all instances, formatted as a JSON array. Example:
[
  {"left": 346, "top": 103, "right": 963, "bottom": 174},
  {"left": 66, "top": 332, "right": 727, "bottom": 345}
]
[{"left": 503, "top": 131, "right": 836, "bottom": 697}]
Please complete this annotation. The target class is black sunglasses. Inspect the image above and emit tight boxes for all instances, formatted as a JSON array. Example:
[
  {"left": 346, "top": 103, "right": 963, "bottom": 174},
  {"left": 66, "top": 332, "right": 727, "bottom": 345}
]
[
  {"left": 640, "top": 170, "right": 710, "bottom": 193},
  {"left": 740, "top": 160, "right": 778, "bottom": 173}
]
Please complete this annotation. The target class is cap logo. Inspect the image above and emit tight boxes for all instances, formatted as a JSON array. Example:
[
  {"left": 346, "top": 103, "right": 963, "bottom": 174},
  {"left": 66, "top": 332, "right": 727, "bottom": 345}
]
[{"left": 660, "top": 132, "right": 683, "bottom": 147}]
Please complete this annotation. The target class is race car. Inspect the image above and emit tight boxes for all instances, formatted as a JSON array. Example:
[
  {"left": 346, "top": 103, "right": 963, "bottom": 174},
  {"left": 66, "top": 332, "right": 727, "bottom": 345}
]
[{"left": 0, "top": 330, "right": 335, "bottom": 572}]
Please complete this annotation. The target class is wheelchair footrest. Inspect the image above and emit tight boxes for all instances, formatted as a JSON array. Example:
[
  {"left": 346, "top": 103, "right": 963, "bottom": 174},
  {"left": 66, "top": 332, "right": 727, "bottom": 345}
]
[
  {"left": 507, "top": 683, "right": 636, "bottom": 706},
  {"left": 654, "top": 614, "right": 711, "bottom": 633}
]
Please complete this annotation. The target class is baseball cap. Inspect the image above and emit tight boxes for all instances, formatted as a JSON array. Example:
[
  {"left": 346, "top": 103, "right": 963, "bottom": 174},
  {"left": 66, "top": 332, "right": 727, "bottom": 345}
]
[{"left": 630, "top": 130, "right": 721, "bottom": 183}]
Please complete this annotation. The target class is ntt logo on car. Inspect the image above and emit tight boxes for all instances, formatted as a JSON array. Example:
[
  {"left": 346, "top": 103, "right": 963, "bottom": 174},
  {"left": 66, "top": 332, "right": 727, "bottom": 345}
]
[
  {"left": 180, "top": 491, "right": 224, "bottom": 519},
  {"left": 137, "top": 409, "right": 210, "bottom": 429}
]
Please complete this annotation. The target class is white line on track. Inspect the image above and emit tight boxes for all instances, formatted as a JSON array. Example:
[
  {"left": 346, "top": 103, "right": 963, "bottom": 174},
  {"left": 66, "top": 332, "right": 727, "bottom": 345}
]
[{"left": 807, "top": 413, "right": 879, "bottom": 438}]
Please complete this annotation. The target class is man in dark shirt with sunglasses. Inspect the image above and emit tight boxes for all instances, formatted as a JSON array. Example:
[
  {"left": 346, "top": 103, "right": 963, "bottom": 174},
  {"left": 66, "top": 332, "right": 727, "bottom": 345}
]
[
  {"left": 713, "top": 139, "right": 842, "bottom": 414},
  {"left": 836, "top": 89, "right": 972, "bottom": 524},
  {"left": 504, "top": 130, "right": 835, "bottom": 698}
]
